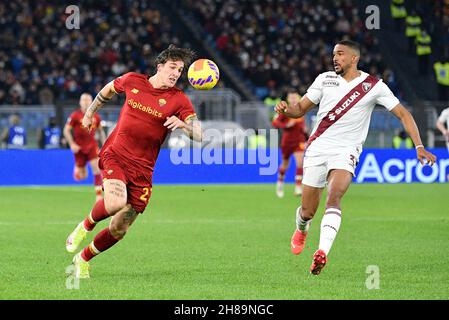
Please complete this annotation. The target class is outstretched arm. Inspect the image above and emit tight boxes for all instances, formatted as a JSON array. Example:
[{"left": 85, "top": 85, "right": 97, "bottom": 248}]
[
  {"left": 390, "top": 103, "right": 437, "bottom": 166},
  {"left": 274, "top": 96, "right": 316, "bottom": 118},
  {"left": 82, "top": 81, "right": 116, "bottom": 131},
  {"left": 164, "top": 115, "right": 202, "bottom": 142}
]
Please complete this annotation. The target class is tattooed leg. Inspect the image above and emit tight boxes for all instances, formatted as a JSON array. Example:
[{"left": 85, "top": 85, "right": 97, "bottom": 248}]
[
  {"left": 103, "top": 179, "right": 127, "bottom": 215},
  {"left": 109, "top": 205, "right": 138, "bottom": 239}
]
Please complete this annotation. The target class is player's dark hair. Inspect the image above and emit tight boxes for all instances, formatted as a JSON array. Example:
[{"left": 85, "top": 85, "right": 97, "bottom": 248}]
[
  {"left": 282, "top": 88, "right": 300, "bottom": 101},
  {"left": 154, "top": 44, "right": 195, "bottom": 68},
  {"left": 337, "top": 40, "right": 361, "bottom": 55}
]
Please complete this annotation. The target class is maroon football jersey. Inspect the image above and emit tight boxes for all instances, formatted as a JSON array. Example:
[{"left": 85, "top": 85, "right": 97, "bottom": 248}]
[
  {"left": 100, "top": 72, "right": 196, "bottom": 176},
  {"left": 67, "top": 109, "right": 101, "bottom": 151},
  {"left": 272, "top": 113, "right": 307, "bottom": 147}
]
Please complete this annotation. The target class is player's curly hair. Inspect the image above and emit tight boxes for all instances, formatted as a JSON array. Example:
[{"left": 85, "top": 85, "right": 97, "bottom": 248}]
[{"left": 154, "top": 44, "right": 196, "bottom": 69}]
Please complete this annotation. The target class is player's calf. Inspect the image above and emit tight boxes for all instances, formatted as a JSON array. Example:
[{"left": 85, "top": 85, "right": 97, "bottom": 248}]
[
  {"left": 83, "top": 198, "right": 110, "bottom": 231},
  {"left": 276, "top": 166, "right": 286, "bottom": 198},
  {"left": 77, "top": 204, "right": 138, "bottom": 265},
  {"left": 109, "top": 205, "right": 138, "bottom": 239}
]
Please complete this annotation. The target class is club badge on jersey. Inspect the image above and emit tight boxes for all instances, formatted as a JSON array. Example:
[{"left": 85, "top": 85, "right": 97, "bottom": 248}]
[{"left": 7, "top": 125, "right": 27, "bottom": 149}]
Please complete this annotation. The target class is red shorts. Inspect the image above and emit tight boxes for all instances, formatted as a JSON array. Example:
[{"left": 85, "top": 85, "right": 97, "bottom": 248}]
[
  {"left": 281, "top": 142, "right": 305, "bottom": 160},
  {"left": 74, "top": 145, "right": 99, "bottom": 167},
  {"left": 99, "top": 152, "right": 152, "bottom": 213}
]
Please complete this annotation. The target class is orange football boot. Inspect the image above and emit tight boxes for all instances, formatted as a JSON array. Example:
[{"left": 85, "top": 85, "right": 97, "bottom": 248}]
[{"left": 290, "top": 229, "right": 308, "bottom": 255}]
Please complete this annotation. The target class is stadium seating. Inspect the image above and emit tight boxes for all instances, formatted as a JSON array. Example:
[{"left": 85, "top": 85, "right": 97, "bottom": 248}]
[
  {"left": 0, "top": 0, "right": 405, "bottom": 106},
  {"left": 0, "top": 1, "right": 190, "bottom": 105},
  {"left": 177, "top": 0, "right": 403, "bottom": 99}
]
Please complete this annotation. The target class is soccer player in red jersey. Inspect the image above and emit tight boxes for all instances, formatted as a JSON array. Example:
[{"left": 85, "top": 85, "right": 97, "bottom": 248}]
[
  {"left": 272, "top": 90, "right": 308, "bottom": 198},
  {"left": 65, "top": 45, "right": 202, "bottom": 278},
  {"left": 63, "top": 93, "right": 106, "bottom": 201}
]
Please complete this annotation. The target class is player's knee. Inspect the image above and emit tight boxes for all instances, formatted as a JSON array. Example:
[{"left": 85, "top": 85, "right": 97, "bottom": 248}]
[
  {"left": 326, "top": 189, "right": 343, "bottom": 207},
  {"left": 105, "top": 198, "right": 127, "bottom": 215}
]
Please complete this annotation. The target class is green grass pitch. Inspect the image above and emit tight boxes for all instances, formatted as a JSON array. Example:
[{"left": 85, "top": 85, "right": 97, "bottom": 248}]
[{"left": 0, "top": 183, "right": 448, "bottom": 299}]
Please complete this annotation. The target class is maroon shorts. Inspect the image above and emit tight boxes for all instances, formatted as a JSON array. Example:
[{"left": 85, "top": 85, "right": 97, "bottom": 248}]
[
  {"left": 99, "top": 152, "right": 152, "bottom": 213},
  {"left": 281, "top": 142, "right": 305, "bottom": 160},
  {"left": 74, "top": 145, "right": 99, "bottom": 167}
]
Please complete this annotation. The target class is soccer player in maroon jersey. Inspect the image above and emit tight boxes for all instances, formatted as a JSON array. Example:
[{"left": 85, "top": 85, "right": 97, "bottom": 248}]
[
  {"left": 272, "top": 91, "right": 308, "bottom": 197},
  {"left": 63, "top": 93, "right": 106, "bottom": 201},
  {"left": 65, "top": 45, "right": 202, "bottom": 278}
]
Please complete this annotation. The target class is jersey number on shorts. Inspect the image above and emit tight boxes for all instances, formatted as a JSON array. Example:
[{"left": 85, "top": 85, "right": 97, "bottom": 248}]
[
  {"left": 140, "top": 187, "right": 150, "bottom": 203},
  {"left": 349, "top": 155, "right": 357, "bottom": 168}
]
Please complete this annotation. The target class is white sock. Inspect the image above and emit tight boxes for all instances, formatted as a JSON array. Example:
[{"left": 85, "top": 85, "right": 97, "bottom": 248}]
[
  {"left": 296, "top": 207, "right": 311, "bottom": 233},
  {"left": 318, "top": 207, "right": 342, "bottom": 255}
]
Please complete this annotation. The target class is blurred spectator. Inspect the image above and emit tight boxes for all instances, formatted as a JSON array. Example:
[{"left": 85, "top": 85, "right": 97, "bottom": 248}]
[
  {"left": 390, "top": 0, "right": 407, "bottom": 32},
  {"left": 37, "top": 116, "right": 62, "bottom": 149},
  {"left": 392, "top": 130, "right": 413, "bottom": 149},
  {"left": 382, "top": 68, "right": 401, "bottom": 98},
  {"left": 433, "top": 55, "right": 449, "bottom": 101},
  {"left": 405, "top": 11, "right": 422, "bottom": 54},
  {"left": 416, "top": 30, "right": 432, "bottom": 75},
  {"left": 263, "top": 90, "right": 281, "bottom": 121},
  {"left": 1, "top": 114, "right": 27, "bottom": 149},
  {"left": 248, "top": 129, "right": 267, "bottom": 149}
]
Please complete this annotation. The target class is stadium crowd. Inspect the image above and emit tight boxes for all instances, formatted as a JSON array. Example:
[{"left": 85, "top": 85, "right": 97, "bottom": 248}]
[
  {"left": 414, "top": 0, "right": 449, "bottom": 57},
  {"left": 0, "top": 1, "right": 189, "bottom": 106},
  {"left": 0, "top": 0, "right": 406, "bottom": 107},
  {"left": 179, "top": 0, "right": 402, "bottom": 100}
]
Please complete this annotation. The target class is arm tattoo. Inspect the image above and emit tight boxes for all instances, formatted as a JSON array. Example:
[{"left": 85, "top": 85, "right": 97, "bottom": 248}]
[{"left": 86, "top": 92, "right": 112, "bottom": 118}]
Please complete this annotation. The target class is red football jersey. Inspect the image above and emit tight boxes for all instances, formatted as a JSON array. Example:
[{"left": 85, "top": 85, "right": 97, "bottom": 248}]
[
  {"left": 272, "top": 114, "right": 307, "bottom": 147},
  {"left": 100, "top": 72, "right": 196, "bottom": 177},
  {"left": 67, "top": 109, "right": 101, "bottom": 150}
]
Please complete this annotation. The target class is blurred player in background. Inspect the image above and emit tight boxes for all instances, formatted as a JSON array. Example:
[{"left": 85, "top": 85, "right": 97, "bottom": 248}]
[
  {"left": 65, "top": 44, "right": 202, "bottom": 279},
  {"left": 436, "top": 107, "right": 449, "bottom": 181},
  {"left": 272, "top": 90, "right": 308, "bottom": 198},
  {"left": 1, "top": 114, "right": 27, "bottom": 149},
  {"left": 436, "top": 107, "right": 449, "bottom": 150},
  {"left": 275, "top": 40, "right": 436, "bottom": 275},
  {"left": 63, "top": 93, "right": 106, "bottom": 201}
]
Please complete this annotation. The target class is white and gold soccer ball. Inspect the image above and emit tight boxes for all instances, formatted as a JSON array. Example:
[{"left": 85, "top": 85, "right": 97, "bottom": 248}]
[{"left": 187, "top": 59, "right": 220, "bottom": 90}]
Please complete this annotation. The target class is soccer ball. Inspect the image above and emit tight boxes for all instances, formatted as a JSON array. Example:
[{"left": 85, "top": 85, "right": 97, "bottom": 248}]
[{"left": 187, "top": 59, "right": 220, "bottom": 90}]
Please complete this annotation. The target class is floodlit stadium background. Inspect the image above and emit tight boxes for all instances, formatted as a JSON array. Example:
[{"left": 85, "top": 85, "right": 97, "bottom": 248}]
[{"left": 0, "top": 0, "right": 448, "bottom": 300}]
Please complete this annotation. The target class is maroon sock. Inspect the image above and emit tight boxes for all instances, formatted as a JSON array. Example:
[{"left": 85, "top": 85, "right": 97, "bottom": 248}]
[
  {"left": 83, "top": 199, "right": 109, "bottom": 231},
  {"left": 81, "top": 227, "right": 120, "bottom": 261},
  {"left": 94, "top": 174, "right": 102, "bottom": 187},
  {"left": 278, "top": 167, "right": 286, "bottom": 182}
]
